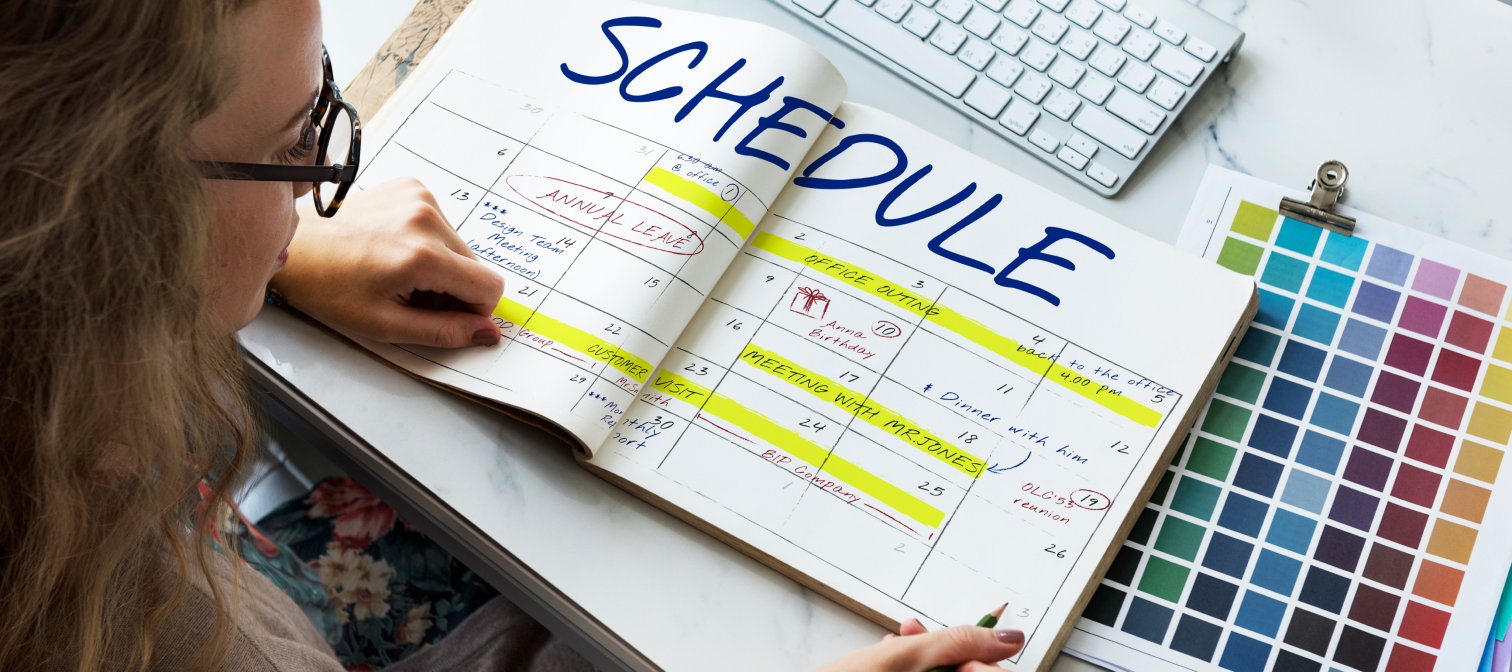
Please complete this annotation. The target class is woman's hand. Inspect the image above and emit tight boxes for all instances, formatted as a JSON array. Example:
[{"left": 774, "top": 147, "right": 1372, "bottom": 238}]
[
  {"left": 812, "top": 611, "right": 1024, "bottom": 672},
  {"left": 271, "top": 178, "right": 505, "bottom": 348}
]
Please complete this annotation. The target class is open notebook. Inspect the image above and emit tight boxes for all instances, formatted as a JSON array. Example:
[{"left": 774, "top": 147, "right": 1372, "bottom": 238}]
[{"left": 337, "top": 0, "right": 1256, "bottom": 668}]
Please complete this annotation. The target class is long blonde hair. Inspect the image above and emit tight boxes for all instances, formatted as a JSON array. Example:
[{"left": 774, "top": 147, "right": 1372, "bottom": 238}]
[{"left": 0, "top": 0, "right": 260, "bottom": 669}]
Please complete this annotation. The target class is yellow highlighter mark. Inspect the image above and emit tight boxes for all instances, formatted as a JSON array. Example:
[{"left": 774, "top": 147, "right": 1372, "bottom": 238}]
[
  {"left": 644, "top": 167, "right": 756, "bottom": 239},
  {"left": 738, "top": 344, "right": 985, "bottom": 477},
  {"left": 493, "top": 297, "right": 654, "bottom": 383},
  {"left": 651, "top": 370, "right": 944, "bottom": 528},
  {"left": 751, "top": 232, "right": 1162, "bottom": 428}
]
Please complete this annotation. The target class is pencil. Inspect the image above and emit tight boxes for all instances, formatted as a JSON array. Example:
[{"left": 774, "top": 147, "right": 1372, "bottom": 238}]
[{"left": 923, "top": 604, "right": 1008, "bottom": 672}]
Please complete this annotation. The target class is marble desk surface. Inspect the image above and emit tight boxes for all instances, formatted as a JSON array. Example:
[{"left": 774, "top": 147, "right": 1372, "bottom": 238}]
[{"left": 248, "top": 0, "right": 1512, "bottom": 669}]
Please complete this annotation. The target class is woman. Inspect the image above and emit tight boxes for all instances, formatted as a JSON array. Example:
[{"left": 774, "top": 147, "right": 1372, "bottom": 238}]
[{"left": 0, "top": 0, "right": 1025, "bottom": 669}]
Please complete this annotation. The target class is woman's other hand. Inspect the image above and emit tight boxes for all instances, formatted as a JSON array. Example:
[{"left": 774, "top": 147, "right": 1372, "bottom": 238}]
[
  {"left": 812, "top": 611, "right": 1024, "bottom": 672},
  {"left": 271, "top": 177, "right": 505, "bottom": 348}
]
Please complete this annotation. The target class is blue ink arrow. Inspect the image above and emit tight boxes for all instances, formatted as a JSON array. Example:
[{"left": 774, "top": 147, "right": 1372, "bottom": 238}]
[{"left": 986, "top": 453, "right": 1032, "bottom": 474}]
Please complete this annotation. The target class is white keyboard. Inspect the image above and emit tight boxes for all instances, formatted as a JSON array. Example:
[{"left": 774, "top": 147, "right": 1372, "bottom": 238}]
[{"left": 781, "top": 0, "right": 1244, "bottom": 196}]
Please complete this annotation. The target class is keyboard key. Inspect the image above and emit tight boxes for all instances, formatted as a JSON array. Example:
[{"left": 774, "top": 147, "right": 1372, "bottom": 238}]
[
  {"left": 1037, "top": 0, "right": 1071, "bottom": 11},
  {"left": 1094, "top": 0, "right": 1125, "bottom": 11},
  {"left": 1087, "top": 161, "right": 1119, "bottom": 187},
  {"left": 1088, "top": 43, "right": 1127, "bottom": 76},
  {"left": 936, "top": 0, "right": 973, "bottom": 22},
  {"left": 854, "top": 0, "right": 878, "bottom": 6},
  {"left": 1004, "top": 0, "right": 1041, "bottom": 27},
  {"left": 1106, "top": 87, "right": 1166, "bottom": 132},
  {"left": 1150, "top": 44, "right": 1203, "bottom": 85},
  {"left": 1057, "top": 145, "right": 1089, "bottom": 169},
  {"left": 1044, "top": 88, "right": 1081, "bottom": 120},
  {"left": 957, "top": 38, "right": 995, "bottom": 69},
  {"left": 1118, "top": 61, "right": 1154, "bottom": 92},
  {"left": 793, "top": 0, "right": 837, "bottom": 15},
  {"left": 991, "top": 26, "right": 1029, "bottom": 54},
  {"left": 1146, "top": 76, "right": 1184, "bottom": 109},
  {"left": 1152, "top": 19, "right": 1186, "bottom": 45},
  {"left": 1019, "top": 40, "right": 1058, "bottom": 71},
  {"left": 828, "top": 2, "right": 977, "bottom": 96},
  {"left": 1184, "top": 37, "right": 1217, "bottom": 62},
  {"left": 1048, "top": 59, "right": 1086, "bottom": 87},
  {"left": 1071, "top": 105, "right": 1146, "bottom": 157},
  {"left": 1014, "top": 71, "right": 1052, "bottom": 102},
  {"left": 904, "top": 10, "right": 941, "bottom": 37},
  {"left": 1065, "top": 0, "right": 1103, "bottom": 28},
  {"left": 1068, "top": 133, "right": 1099, "bottom": 157},
  {"left": 918, "top": 0, "right": 939, "bottom": 6},
  {"left": 964, "top": 11, "right": 1001, "bottom": 38},
  {"left": 999, "top": 97, "right": 1041, "bottom": 135},
  {"left": 979, "top": 0, "right": 1010, "bottom": 10},
  {"left": 1124, "top": 4, "right": 1156, "bottom": 28},
  {"left": 1031, "top": 14, "right": 1070, "bottom": 43},
  {"left": 1122, "top": 30, "right": 1159, "bottom": 60},
  {"left": 930, "top": 23, "right": 969, "bottom": 53},
  {"left": 1076, "top": 74, "right": 1114, "bottom": 103},
  {"left": 986, "top": 57, "right": 1025, "bottom": 86},
  {"left": 1028, "top": 127, "right": 1060, "bottom": 153},
  {"left": 963, "top": 80, "right": 1013, "bottom": 117},
  {"left": 1060, "top": 29, "right": 1097, "bottom": 59},
  {"left": 875, "top": 0, "right": 910, "bottom": 22},
  {"left": 1091, "top": 14, "right": 1130, "bottom": 44}
]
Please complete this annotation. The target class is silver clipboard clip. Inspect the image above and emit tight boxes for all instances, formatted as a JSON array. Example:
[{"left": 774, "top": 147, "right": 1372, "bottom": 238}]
[{"left": 1279, "top": 160, "right": 1357, "bottom": 237}]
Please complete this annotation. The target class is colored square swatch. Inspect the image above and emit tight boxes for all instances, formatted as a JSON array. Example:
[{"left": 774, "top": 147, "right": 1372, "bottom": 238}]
[
  {"left": 1398, "top": 295, "right": 1449, "bottom": 338},
  {"left": 1327, "top": 487, "right": 1381, "bottom": 533},
  {"left": 1082, "top": 584, "right": 1126, "bottom": 626},
  {"left": 1314, "top": 524, "right": 1367, "bottom": 571},
  {"left": 1364, "top": 543, "right": 1415, "bottom": 590},
  {"left": 1169, "top": 614, "right": 1222, "bottom": 662},
  {"left": 1322, "top": 231, "right": 1368, "bottom": 270},
  {"left": 1203, "top": 400, "right": 1252, "bottom": 442},
  {"left": 1468, "top": 401, "right": 1512, "bottom": 445},
  {"left": 1261, "top": 253, "right": 1310, "bottom": 293},
  {"left": 1201, "top": 533, "right": 1255, "bottom": 579},
  {"left": 1275, "top": 217, "right": 1323, "bottom": 256},
  {"left": 1377, "top": 503, "right": 1430, "bottom": 549},
  {"left": 1121, "top": 596, "right": 1175, "bottom": 642},
  {"left": 1333, "top": 626, "right": 1387, "bottom": 670},
  {"left": 1429, "top": 349, "right": 1480, "bottom": 392},
  {"left": 1460, "top": 273, "right": 1508, "bottom": 316},
  {"left": 1390, "top": 463, "right": 1442, "bottom": 508},
  {"left": 1130, "top": 508, "right": 1159, "bottom": 545},
  {"left": 1170, "top": 476, "right": 1223, "bottom": 521},
  {"left": 1446, "top": 311, "right": 1495, "bottom": 353},
  {"left": 1298, "top": 565, "right": 1351, "bottom": 613},
  {"left": 1386, "top": 643, "right": 1438, "bottom": 672},
  {"left": 1235, "top": 328, "right": 1282, "bottom": 366},
  {"left": 1323, "top": 355, "right": 1374, "bottom": 397},
  {"left": 1310, "top": 393, "right": 1361, "bottom": 435},
  {"left": 1234, "top": 590, "right": 1287, "bottom": 636},
  {"left": 1281, "top": 469, "right": 1332, "bottom": 513},
  {"left": 1365, "top": 245, "right": 1413, "bottom": 286},
  {"left": 1412, "top": 560, "right": 1465, "bottom": 607},
  {"left": 1307, "top": 266, "right": 1355, "bottom": 308},
  {"left": 1187, "top": 437, "right": 1238, "bottom": 481},
  {"left": 1233, "top": 452, "right": 1285, "bottom": 497},
  {"left": 1453, "top": 439, "right": 1504, "bottom": 484},
  {"left": 1293, "top": 304, "right": 1342, "bottom": 346},
  {"left": 1480, "top": 365, "right": 1512, "bottom": 406},
  {"left": 1217, "top": 492, "right": 1268, "bottom": 537},
  {"left": 1249, "top": 414, "right": 1301, "bottom": 458},
  {"left": 1266, "top": 509, "right": 1318, "bottom": 554},
  {"left": 1398, "top": 601, "right": 1451, "bottom": 648},
  {"left": 1187, "top": 572, "right": 1240, "bottom": 620},
  {"left": 1217, "top": 362, "right": 1267, "bottom": 403},
  {"left": 1139, "top": 556, "right": 1191, "bottom": 603},
  {"left": 1342, "top": 446, "right": 1394, "bottom": 491},
  {"left": 1352, "top": 282, "right": 1401, "bottom": 322},
  {"left": 1231, "top": 201, "right": 1278, "bottom": 242},
  {"left": 1106, "top": 546, "right": 1143, "bottom": 585},
  {"left": 1371, "top": 371, "right": 1421, "bottom": 413},
  {"left": 1256, "top": 289, "right": 1296, "bottom": 329},
  {"left": 1218, "top": 237, "right": 1265, "bottom": 276},
  {"left": 1419, "top": 387, "right": 1469, "bottom": 430},
  {"left": 1496, "top": 326, "right": 1512, "bottom": 364},
  {"left": 1296, "top": 430, "right": 1346, "bottom": 474},
  {"left": 1441, "top": 479, "right": 1491, "bottom": 523},
  {"left": 1339, "top": 319, "right": 1388, "bottom": 360},
  {"left": 1384, "top": 334, "right": 1433, "bottom": 376},
  {"left": 1411, "top": 259, "right": 1460, "bottom": 300},
  {"left": 1278, "top": 340, "right": 1328, "bottom": 382},
  {"left": 1357, "top": 408, "right": 1408, "bottom": 452},
  {"left": 1217, "top": 632, "right": 1271, "bottom": 672},
  {"left": 1250, "top": 549, "right": 1303, "bottom": 596},
  {"left": 1348, "top": 583, "right": 1401, "bottom": 631},
  {"left": 1284, "top": 608, "right": 1337, "bottom": 656},
  {"left": 1405, "top": 425, "right": 1455, "bottom": 467},
  {"left": 1425, "top": 518, "right": 1477, "bottom": 564}
]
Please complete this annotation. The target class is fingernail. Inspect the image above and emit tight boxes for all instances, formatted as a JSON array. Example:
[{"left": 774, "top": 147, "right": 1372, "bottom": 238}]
[
  {"left": 472, "top": 328, "right": 499, "bottom": 346},
  {"left": 994, "top": 629, "right": 1025, "bottom": 646}
]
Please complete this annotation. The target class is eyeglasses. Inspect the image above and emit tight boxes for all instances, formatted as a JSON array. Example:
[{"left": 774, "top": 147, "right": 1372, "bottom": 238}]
[{"left": 194, "top": 46, "right": 361, "bottom": 217}]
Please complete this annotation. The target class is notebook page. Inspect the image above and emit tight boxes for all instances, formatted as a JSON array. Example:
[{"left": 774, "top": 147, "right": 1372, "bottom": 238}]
[
  {"left": 336, "top": 0, "right": 846, "bottom": 450},
  {"left": 1065, "top": 165, "right": 1512, "bottom": 672},
  {"left": 585, "top": 103, "right": 1254, "bottom": 671}
]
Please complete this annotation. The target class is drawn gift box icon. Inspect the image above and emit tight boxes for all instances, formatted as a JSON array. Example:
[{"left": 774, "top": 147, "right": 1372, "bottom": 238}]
[{"left": 790, "top": 286, "right": 830, "bottom": 319}]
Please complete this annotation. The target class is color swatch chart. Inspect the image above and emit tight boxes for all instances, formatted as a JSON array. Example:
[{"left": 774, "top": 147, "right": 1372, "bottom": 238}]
[{"left": 1068, "top": 167, "right": 1512, "bottom": 672}]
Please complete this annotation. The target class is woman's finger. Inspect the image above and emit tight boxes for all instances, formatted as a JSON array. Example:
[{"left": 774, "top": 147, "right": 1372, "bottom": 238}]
[
  {"left": 401, "top": 245, "right": 505, "bottom": 313},
  {"left": 899, "top": 618, "right": 928, "bottom": 637},
  {"left": 894, "top": 624, "right": 1025, "bottom": 670},
  {"left": 370, "top": 302, "right": 501, "bottom": 348}
]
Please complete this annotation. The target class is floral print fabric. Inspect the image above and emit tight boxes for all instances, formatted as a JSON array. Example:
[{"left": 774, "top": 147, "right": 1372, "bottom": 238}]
[{"left": 240, "top": 477, "right": 500, "bottom": 670}]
